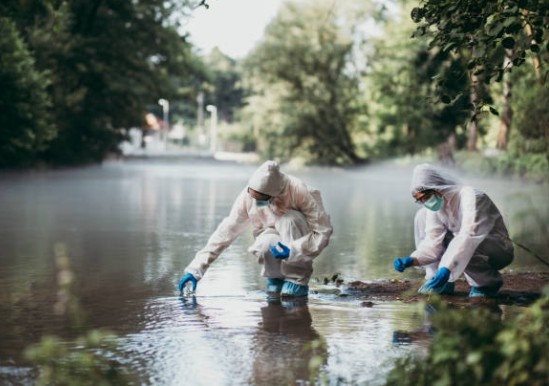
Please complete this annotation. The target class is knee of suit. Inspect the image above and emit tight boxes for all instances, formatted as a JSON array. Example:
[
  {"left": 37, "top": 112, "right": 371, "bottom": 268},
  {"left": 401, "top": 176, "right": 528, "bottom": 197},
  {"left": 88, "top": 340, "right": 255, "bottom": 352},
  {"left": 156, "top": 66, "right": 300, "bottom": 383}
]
[
  {"left": 275, "top": 210, "right": 310, "bottom": 238},
  {"left": 249, "top": 233, "right": 279, "bottom": 258}
]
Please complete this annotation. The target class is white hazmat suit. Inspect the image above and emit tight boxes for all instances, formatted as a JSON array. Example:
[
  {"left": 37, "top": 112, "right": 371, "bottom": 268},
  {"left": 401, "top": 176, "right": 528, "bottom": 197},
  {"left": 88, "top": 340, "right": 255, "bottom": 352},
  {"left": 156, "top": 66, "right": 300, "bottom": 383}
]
[
  {"left": 184, "top": 161, "right": 333, "bottom": 287},
  {"left": 410, "top": 163, "right": 514, "bottom": 289}
]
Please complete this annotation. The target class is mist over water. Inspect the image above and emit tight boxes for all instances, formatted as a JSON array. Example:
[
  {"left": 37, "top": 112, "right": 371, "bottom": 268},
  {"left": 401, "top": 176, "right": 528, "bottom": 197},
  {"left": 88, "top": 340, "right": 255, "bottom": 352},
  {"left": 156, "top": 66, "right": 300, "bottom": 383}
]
[{"left": 0, "top": 159, "right": 547, "bottom": 385}]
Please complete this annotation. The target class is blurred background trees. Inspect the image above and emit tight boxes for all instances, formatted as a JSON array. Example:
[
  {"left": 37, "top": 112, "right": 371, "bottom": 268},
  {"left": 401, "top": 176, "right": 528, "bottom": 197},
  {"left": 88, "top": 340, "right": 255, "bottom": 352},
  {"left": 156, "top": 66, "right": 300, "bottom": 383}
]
[
  {"left": 0, "top": 17, "right": 55, "bottom": 167},
  {"left": 0, "top": 0, "right": 207, "bottom": 166},
  {"left": 0, "top": 0, "right": 547, "bottom": 175},
  {"left": 242, "top": 1, "right": 370, "bottom": 165}
]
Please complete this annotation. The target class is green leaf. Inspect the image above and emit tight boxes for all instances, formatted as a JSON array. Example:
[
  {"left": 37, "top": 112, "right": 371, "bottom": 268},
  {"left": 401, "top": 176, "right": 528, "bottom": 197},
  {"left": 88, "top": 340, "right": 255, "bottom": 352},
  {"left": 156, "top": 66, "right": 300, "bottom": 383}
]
[{"left": 411, "top": 7, "right": 424, "bottom": 23}]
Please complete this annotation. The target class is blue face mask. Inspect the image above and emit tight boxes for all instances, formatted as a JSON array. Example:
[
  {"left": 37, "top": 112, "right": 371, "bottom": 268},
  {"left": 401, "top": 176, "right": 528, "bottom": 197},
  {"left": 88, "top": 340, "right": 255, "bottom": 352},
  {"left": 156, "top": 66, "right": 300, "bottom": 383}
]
[
  {"left": 424, "top": 194, "right": 444, "bottom": 211},
  {"left": 256, "top": 199, "right": 270, "bottom": 208}
]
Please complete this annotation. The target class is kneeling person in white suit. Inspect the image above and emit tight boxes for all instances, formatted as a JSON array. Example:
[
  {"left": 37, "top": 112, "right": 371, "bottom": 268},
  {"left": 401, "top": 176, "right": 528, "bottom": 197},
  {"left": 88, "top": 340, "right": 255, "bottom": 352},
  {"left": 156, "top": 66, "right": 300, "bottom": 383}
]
[
  {"left": 394, "top": 163, "right": 514, "bottom": 297},
  {"left": 178, "top": 160, "right": 333, "bottom": 298}
]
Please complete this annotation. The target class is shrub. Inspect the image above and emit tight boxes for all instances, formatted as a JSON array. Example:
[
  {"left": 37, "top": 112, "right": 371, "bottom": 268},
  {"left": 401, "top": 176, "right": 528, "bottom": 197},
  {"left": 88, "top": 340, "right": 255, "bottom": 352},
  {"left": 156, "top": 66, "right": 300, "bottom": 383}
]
[{"left": 385, "top": 288, "right": 549, "bottom": 386}]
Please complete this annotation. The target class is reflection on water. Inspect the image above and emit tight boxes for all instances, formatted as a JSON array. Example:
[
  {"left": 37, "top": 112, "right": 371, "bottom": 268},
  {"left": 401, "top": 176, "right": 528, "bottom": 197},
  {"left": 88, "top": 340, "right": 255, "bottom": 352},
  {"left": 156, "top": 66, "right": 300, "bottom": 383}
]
[
  {"left": 0, "top": 159, "right": 547, "bottom": 385},
  {"left": 254, "top": 298, "right": 324, "bottom": 385},
  {"left": 114, "top": 293, "right": 423, "bottom": 386}
]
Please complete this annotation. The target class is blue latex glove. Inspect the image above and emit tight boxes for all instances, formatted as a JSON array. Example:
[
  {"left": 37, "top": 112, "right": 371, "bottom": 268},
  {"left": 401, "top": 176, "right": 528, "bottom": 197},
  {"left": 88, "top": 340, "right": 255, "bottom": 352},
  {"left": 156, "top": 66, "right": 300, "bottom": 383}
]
[
  {"left": 270, "top": 242, "right": 290, "bottom": 259},
  {"left": 178, "top": 273, "right": 198, "bottom": 293},
  {"left": 418, "top": 267, "right": 451, "bottom": 294},
  {"left": 394, "top": 257, "right": 414, "bottom": 272}
]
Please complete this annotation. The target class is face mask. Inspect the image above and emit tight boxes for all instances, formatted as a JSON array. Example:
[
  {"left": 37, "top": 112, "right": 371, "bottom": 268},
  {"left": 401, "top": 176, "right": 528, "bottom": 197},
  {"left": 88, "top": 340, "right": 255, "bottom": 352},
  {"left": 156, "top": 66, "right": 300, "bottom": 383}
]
[
  {"left": 256, "top": 199, "right": 270, "bottom": 208},
  {"left": 423, "top": 194, "right": 444, "bottom": 212}
]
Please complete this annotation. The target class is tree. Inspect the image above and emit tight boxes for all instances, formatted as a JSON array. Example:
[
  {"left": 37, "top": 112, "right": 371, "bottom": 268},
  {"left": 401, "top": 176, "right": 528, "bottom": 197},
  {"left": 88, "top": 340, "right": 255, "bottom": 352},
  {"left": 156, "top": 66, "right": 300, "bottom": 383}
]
[
  {"left": 202, "top": 48, "right": 245, "bottom": 123},
  {"left": 40, "top": 0, "right": 206, "bottom": 164},
  {"left": 0, "top": 0, "right": 207, "bottom": 166},
  {"left": 410, "top": 0, "right": 549, "bottom": 151},
  {"left": 243, "top": 0, "right": 370, "bottom": 165},
  {"left": 0, "top": 17, "right": 55, "bottom": 168},
  {"left": 364, "top": 2, "right": 470, "bottom": 157},
  {"left": 411, "top": 0, "right": 548, "bottom": 88},
  {"left": 510, "top": 64, "right": 549, "bottom": 162}
]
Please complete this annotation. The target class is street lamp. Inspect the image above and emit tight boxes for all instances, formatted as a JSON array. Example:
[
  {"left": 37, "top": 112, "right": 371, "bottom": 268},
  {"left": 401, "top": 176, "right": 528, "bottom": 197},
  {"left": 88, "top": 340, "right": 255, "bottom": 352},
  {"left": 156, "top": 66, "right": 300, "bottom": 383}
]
[
  {"left": 206, "top": 104, "right": 217, "bottom": 154},
  {"left": 158, "top": 98, "right": 169, "bottom": 150}
]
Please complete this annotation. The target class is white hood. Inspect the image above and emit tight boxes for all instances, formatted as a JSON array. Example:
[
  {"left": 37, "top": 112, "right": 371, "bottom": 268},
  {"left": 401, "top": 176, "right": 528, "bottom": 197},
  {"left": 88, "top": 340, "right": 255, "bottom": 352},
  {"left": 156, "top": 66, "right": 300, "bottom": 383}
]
[
  {"left": 410, "top": 163, "right": 461, "bottom": 196},
  {"left": 248, "top": 160, "right": 288, "bottom": 197}
]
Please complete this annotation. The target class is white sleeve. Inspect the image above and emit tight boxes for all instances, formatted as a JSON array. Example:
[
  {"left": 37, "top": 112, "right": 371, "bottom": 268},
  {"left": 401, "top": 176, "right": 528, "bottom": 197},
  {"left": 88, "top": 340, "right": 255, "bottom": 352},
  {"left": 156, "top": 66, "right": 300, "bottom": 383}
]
[
  {"left": 289, "top": 187, "right": 333, "bottom": 262},
  {"left": 411, "top": 210, "right": 448, "bottom": 265},
  {"left": 185, "top": 190, "right": 250, "bottom": 279}
]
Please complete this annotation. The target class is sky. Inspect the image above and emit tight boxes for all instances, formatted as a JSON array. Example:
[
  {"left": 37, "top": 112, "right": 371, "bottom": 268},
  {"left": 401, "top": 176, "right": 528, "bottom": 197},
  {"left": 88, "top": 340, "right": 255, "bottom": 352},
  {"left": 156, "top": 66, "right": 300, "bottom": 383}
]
[{"left": 183, "top": 0, "right": 284, "bottom": 59}]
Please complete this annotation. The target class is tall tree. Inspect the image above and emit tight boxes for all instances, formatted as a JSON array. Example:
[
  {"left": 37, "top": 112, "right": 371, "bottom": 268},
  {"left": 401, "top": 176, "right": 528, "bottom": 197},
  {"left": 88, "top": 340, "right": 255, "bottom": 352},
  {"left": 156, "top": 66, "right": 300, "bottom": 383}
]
[
  {"left": 496, "top": 50, "right": 514, "bottom": 150},
  {"left": 202, "top": 48, "right": 245, "bottom": 123},
  {"left": 410, "top": 0, "right": 549, "bottom": 152},
  {"left": 510, "top": 64, "right": 549, "bottom": 161},
  {"left": 411, "top": 0, "right": 548, "bottom": 88},
  {"left": 243, "top": 0, "right": 372, "bottom": 165},
  {"left": 42, "top": 0, "right": 206, "bottom": 164},
  {"left": 0, "top": 17, "right": 55, "bottom": 168},
  {"left": 0, "top": 0, "right": 207, "bottom": 166},
  {"left": 364, "top": 2, "right": 470, "bottom": 157}
]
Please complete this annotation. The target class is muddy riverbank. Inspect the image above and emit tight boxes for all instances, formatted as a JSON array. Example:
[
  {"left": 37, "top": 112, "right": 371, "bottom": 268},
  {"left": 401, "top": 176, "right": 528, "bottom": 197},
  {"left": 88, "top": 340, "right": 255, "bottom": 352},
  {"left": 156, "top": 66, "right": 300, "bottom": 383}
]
[{"left": 318, "top": 271, "right": 549, "bottom": 307}]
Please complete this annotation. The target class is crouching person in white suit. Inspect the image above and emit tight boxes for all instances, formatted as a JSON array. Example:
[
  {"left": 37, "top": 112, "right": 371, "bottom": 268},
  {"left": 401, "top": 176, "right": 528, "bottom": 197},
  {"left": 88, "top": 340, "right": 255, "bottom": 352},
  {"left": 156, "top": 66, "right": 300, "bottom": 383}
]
[
  {"left": 393, "top": 163, "right": 514, "bottom": 297},
  {"left": 178, "top": 160, "right": 333, "bottom": 298}
]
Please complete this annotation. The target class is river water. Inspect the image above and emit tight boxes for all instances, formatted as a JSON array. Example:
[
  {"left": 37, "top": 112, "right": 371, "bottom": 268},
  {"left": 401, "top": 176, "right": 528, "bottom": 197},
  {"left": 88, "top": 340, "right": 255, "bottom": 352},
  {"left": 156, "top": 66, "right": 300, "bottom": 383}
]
[{"left": 0, "top": 158, "right": 547, "bottom": 385}]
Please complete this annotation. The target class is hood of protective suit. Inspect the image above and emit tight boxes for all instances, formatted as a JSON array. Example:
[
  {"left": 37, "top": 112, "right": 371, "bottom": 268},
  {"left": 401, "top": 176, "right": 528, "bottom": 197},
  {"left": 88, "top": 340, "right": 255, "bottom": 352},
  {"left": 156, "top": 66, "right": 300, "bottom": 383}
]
[
  {"left": 248, "top": 160, "right": 288, "bottom": 197},
  {"left": 410, "top": 163, "right": 460, "bottom": 197}
]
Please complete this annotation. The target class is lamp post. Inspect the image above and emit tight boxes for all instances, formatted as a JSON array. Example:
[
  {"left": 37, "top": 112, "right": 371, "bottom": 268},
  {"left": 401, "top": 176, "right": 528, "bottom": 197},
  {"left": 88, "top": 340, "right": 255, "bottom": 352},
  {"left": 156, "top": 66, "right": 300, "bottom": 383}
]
[
  {"left": 206, "top": 104, "right": 217, "bottom": 154},
  {"left": 158, "top": 98, "right": 169, "bottom": 150}
]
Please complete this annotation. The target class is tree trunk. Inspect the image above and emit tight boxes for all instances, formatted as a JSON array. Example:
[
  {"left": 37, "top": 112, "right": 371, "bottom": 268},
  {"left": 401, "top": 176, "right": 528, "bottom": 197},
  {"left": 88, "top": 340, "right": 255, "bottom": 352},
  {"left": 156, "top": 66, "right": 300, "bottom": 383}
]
[
  {"left": 496, "top": 50, "right": 513, "bottom": 150},
  {"left": 545, "top": 121, "right": 549, "bottom": 164},
  {"left": 523, "top": 11, "right": 544, "bottom": 85},
  {"left": 467, "top": 71, "right": 479, "bottom": 151}
]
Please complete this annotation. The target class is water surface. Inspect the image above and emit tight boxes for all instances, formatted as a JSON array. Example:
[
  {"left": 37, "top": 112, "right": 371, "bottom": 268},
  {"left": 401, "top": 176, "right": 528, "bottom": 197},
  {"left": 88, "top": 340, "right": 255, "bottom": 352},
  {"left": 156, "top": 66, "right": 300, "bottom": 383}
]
[{"left": 0, "top": 159, "right": 547, "bottom": 385}]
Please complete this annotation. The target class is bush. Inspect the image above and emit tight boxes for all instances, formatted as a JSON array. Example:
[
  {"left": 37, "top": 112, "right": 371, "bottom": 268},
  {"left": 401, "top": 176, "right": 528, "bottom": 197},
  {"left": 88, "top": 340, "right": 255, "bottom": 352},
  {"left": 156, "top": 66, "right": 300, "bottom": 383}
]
[
  {"left": 385, "top": 289, "right": 549, "bottom": 386},
  {"left": 454, "top": 151, "right": 549, "bottom": 183},
  {"left": 24, "top": 330, "right": 127, "bottom": 386}
]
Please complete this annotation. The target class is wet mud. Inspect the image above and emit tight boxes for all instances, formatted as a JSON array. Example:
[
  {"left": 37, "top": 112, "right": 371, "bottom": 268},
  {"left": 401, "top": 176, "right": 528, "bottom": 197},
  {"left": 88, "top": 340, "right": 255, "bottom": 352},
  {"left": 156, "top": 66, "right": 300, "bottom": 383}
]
[{"left": 316, "top": 272, "right": 549, "bottom": 307}]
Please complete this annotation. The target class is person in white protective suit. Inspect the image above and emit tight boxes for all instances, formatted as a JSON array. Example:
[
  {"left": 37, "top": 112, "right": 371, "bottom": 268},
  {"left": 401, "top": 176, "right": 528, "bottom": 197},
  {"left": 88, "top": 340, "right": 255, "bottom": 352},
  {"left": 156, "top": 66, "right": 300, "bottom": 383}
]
[
  {"left": 177, "top": 160, "right": 333, "bottom": 298},
  {"left": 393, "top": 163, "right": 514, "bottom": 297}
]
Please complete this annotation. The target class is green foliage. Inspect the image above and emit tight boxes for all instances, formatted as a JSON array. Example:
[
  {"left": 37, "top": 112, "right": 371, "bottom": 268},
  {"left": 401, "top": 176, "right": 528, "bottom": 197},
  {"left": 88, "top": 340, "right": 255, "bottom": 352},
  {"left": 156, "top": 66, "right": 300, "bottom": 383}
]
[
  {"left": 364, "top": 3, "right": 471, "bottom": 157},
  {"left": 306, "top": 337, "right": 329, "bottom": 384},
  {"left": 243, "top": 0, "right": 373, "bottom": 165},
  {"left": 24, "top": 331, "right": 127, "bottom": 386},
  {"left": 455, "top": 150, "right": 549, "bottom": 183},
  {"left": 411, "top": 0, "right": 549, "bottom": 92},
  {"left": 364, "top": 0, "right": 547, "bottom": 162},
  {"left": 509, "top": 65, "right": 549, "bottom": 161},
  {"left": 0, "top": 17, "right": 55, "bottom": 168},
  {"left": 0, "top": 0, "right": 207, "bottom": 166},
  {"left": 494, "top": 152, "right": 549, "bottom": 181},
  {"left": 202, "top": 48, "right": 245, "bottom": 123},
  {"left": 385, "top": 292, "right": 549, "bottom": 386}
]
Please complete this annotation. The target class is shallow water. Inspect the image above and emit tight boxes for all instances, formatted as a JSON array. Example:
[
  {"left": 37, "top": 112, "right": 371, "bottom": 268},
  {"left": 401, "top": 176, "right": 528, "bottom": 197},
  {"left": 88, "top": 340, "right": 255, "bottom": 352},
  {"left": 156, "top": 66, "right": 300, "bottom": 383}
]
[{"left": 0, "top": 158, "right": 547, "bottom": 385}]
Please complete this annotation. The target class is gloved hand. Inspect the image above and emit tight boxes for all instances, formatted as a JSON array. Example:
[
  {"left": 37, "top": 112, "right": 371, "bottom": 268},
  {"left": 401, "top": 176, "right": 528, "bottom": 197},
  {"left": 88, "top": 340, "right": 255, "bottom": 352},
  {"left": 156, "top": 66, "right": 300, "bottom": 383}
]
[
  {"left": 418, "top": 267, "right": 451, "bottom": 294},
  {"left": 270, "top": 242, "right": 290, "bottom": 259},
  {"left": 394, "top": 256, "right": 415, "bottom": 272},
  {"left": 178, "top": 273, "right": 198, "bottom": 293}
]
